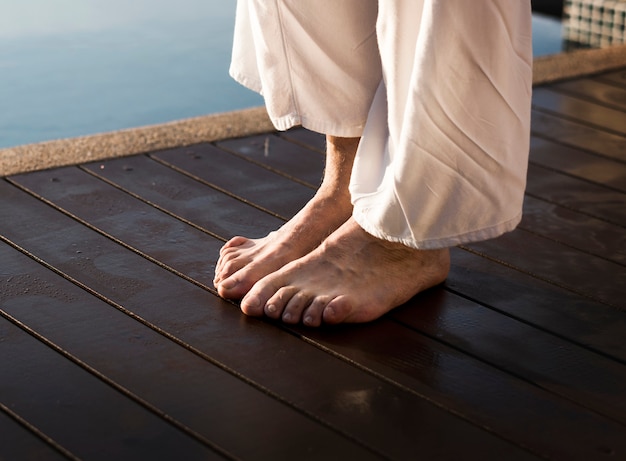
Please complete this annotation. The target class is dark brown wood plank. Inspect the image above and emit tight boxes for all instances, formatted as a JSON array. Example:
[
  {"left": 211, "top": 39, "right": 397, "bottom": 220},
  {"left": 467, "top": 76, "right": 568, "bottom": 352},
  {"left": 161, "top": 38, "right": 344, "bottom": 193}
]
[
  {"left": 532, "top": 88, "right": 626, "bottom": 136},
  {"left": 0, "top": 408, "right": 72, "bottom": 461},
  {"left": 531, "top": 109, "right": 626, "bottom": 164},
  {"left": 12, "top": 165, "right": 222, "bottom": 288},
  {"left": 217, "top": 134, "right": 324, "bottom": 187},
  {"left": 465, "top": 227, "right": 626, "bottom": 309},
  {"left": 594, "top": 68, "right": 626, "bottom": 87},
  {"left": 152, "top": 143, "right": 314, "bottom": 219},
  {"left": 0, "top": 180, "right": 533, "bottom": 460},
  {"left": 0, "top": 242, "right": 379, "bottom": 461},
  {"left": 520, "top": 195, "right": 626, "bottom": 265},
  {"left": 0, "top": 316, "right": 222, "bottom": 461},
  {"left": 390, "top": 289, "right": 626, "bottom": 425},
  {"left": 12, "top": 163, "right": 279, "bottom": 289},
  {"left": 447, "top": 247, "right": 626, "bottom": 363},
  {"left": 295, "top": 317, "right": 626, "bottom": 461},
  {"left": 530, "top": 136, "right": 626, "bottom": 192},
  {"left": 550, "top": 78, "right": 626, "bottom": 111},
  {"left": 83, "top": 154, "right": 283, "bottom": 240},
  {"left": 279, "top": 127, "right": 326, "bottom": 153},
  {"left": 526, "top": 163, "right": 626, "bottom": 227}
]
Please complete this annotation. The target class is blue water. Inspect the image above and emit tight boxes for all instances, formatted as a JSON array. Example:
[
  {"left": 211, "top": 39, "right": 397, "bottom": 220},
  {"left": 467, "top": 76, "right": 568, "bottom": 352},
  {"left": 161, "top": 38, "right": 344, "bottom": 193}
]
[
  {"left": 532, "top": 12, "right": 566, "bottom": 57},
  {"left": 0, "top": 2, "right": 563, "bottom": 149}
]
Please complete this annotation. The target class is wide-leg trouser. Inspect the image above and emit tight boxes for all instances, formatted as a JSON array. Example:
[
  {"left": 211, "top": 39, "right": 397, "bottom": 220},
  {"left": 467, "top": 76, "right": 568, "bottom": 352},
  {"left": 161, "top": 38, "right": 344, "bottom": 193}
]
[{"left": 230, "top": 0, "right": 533, "bottom": 249}]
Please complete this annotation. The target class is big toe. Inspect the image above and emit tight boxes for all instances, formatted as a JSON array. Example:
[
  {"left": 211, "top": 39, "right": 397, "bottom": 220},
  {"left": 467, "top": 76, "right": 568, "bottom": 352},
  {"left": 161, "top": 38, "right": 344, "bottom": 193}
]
[{"left": 217, "top": 274, "right": 253, "bottom": 300}]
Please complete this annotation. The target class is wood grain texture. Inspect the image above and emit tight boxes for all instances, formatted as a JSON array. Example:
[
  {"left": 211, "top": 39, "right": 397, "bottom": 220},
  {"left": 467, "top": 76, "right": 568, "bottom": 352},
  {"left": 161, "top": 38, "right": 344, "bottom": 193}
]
[
  {"left": 533, "top": 88, "right": 626, "bottom": 136},
  {"left": 530, "top": 136, "right": 626, "bottom": 192},
  {"left": 0, "top": 315, "right": 223, "bottom": 461},
  {"left": 152, "top": 143, "right": 314, "bottom": 219},
  {"left": 217, "top": 134, "right": 325, "bottom": 187},
  {"left": 531, "top": 109, "right": 626, "bottom": 163},
  {"left": 526, "top": 163, "right": 626, "bottom": 227},
  {"left": 0, "top": 408, "right": 73, "bottom": 461},
  {"left": 551, "top": 77, "right": 626, "bottom": 111},
  {"left": 447, "top": 248, "right": 626, "bottom": 363},
  {"left": 595, "top": 69, "right": 626, "bottom": 87}
]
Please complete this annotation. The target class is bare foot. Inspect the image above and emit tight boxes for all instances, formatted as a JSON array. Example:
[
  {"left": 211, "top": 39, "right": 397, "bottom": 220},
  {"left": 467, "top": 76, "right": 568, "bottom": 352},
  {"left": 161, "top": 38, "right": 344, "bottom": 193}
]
[
  {"left": 214, "top": 135, "right": 361, "bottom": 299},
  {"left": 214, "top": 193, "right": 352, "bottom": 299},
  {"left": 239, "top": 218, "right": 450, "bottom": 326}
]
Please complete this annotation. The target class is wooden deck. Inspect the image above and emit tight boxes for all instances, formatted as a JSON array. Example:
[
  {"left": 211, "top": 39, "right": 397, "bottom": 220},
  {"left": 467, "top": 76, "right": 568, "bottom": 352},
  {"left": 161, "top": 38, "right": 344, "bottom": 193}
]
[{"left": 2, "top": 67, "right": 626, "bottom": 461}]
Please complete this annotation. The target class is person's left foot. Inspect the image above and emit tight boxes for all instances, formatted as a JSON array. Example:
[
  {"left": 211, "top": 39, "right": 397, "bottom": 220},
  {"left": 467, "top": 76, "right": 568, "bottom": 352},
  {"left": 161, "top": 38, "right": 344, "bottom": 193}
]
[{"left": 239, "top": 218, "right": 450, "bottom": 326}]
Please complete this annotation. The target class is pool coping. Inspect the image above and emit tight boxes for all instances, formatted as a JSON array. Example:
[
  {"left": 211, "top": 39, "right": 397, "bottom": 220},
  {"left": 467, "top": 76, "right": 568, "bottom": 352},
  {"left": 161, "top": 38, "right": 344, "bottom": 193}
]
[{"left": 2, "top": 44, "right": 626, "bottom": 177}]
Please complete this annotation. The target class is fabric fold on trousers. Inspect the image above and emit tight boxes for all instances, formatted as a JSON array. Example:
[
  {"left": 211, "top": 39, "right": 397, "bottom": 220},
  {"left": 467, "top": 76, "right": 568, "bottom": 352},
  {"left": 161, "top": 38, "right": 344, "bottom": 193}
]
[
  {"left": 230, "top": 0, "right": 533, "bottom": 249},
  {"left": 230, "top": 0, "right": 381, "bottom": 137},
  {"left": 350, "top": 0, "right": 533, "bottom": 249}
]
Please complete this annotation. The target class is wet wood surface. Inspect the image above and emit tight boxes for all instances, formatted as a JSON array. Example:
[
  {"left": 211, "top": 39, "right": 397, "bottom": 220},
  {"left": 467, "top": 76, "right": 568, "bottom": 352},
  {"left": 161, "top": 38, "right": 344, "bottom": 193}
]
[{"left": 2, "top": 68, "right": 626, "bottom": 460}]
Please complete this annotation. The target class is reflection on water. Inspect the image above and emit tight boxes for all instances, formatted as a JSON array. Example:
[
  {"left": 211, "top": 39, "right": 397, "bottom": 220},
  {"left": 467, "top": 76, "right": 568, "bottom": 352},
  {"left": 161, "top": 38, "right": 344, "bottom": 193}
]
[{"left": 0, "top": 2, "right": 572, "bottom": 149}]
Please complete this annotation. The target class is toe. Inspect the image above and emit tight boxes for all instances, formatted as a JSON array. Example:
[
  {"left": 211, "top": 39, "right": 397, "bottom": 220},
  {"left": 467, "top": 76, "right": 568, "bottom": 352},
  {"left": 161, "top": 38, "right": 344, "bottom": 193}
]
[
  {"left": 302, "top": 296, "right": 330, "bottom": 327},
  {"left": 217, "top": 270, "right": 258, "bottom": 300},
  {"left": 281, "top": 291, "right": 312, "bottom": 324},
  {"left": 216, "top": 275, "right": 240, "bottom": 298},
  {"left": 219, "top": 257, "right": 249, "bottom": 280},
  {"left": 239, "top": 293, "right": 264, "bottom": 316},
  {"left": 240, "top": 274, "right": 280, "bottom": 317},
  {"left": 214, "top": 248, "right": 239, "bottom": 282},
  {"left": 220, "top": 236, "right": 249, "bottom": 254},
  {"left": 264, "top": 286, "right": 297, "bottom": 320},
  {"left": 322, "top": 296, "right": 354, "bottom": 324},
  {"left": 215, "top": 242, "right": 253, "bottom": 277}
]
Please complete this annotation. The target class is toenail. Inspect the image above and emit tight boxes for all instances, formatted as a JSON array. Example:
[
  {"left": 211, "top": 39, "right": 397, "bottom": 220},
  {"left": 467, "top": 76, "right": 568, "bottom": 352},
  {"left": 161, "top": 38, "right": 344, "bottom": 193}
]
[
  {"left": 304, "top": 315, "right": 313, "bottom": 325},
  {"left": 220, "top": 278, "right": 237, "bottom": 290},
  {"left": 243, "top": 295, "right": 260, "bottom": 309},
  {"left": 266, "top": 304, "right": 277, "bottom": 313},
  {"left": 282, "top": 313, "right": 291, "bottom": 322}
]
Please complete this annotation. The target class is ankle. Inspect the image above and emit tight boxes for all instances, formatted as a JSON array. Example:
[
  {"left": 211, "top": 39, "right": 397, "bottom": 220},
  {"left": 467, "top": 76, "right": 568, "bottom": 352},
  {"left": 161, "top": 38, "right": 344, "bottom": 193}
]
[
  {"left": 326, "top": 135, "right": 361, "bottom": 153},
  {"left": 310, "top": 186, "right": 353, "bottom": 216},
  {"left": 321, "top": 135, "right": 360, "bottom": 190}
]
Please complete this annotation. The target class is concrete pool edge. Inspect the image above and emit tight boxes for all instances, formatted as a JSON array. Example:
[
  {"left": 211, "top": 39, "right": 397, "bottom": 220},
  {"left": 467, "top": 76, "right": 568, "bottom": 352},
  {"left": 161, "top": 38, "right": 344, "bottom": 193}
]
[
  {"left": 533, "top": 43, "right": 626, "bottom": 85},
  {"left": 2, "top": 44, "right": 626, "bottom": 177},
  {"left": 0, "top": 107, "right": 274, "bottom": 176}
]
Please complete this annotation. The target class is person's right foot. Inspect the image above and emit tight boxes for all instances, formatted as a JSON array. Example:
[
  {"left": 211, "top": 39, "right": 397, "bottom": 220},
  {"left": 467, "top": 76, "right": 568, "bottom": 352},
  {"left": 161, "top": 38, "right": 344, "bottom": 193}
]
[
  {"left": 214, "top": 135, "right": 361, "bottom": 300},
  {"left": 214, "top": 192, "right": 352, "bottom": 299}
]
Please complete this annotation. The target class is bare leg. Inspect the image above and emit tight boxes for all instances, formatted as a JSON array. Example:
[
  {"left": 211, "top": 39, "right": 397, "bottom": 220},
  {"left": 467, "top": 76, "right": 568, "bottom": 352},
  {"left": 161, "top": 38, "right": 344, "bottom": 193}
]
[
  {"left": 214, "top": 135, "right": 360, "bottom": 299},
  {"left": 239, "top": 217, "right": 450, "bottom": 326}
]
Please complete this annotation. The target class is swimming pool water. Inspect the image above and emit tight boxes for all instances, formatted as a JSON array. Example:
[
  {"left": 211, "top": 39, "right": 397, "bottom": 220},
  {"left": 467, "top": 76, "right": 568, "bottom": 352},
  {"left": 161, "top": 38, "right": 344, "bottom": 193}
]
[{"left": 0, "top": 1, "right": 563, "bottom": 149}]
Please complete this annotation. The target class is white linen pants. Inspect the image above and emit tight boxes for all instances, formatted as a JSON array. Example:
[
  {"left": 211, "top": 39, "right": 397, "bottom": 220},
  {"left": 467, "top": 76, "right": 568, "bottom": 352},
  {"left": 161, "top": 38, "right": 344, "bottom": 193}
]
[{"left": 231, "top": 0, "right": 533, "bottom": 249}]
